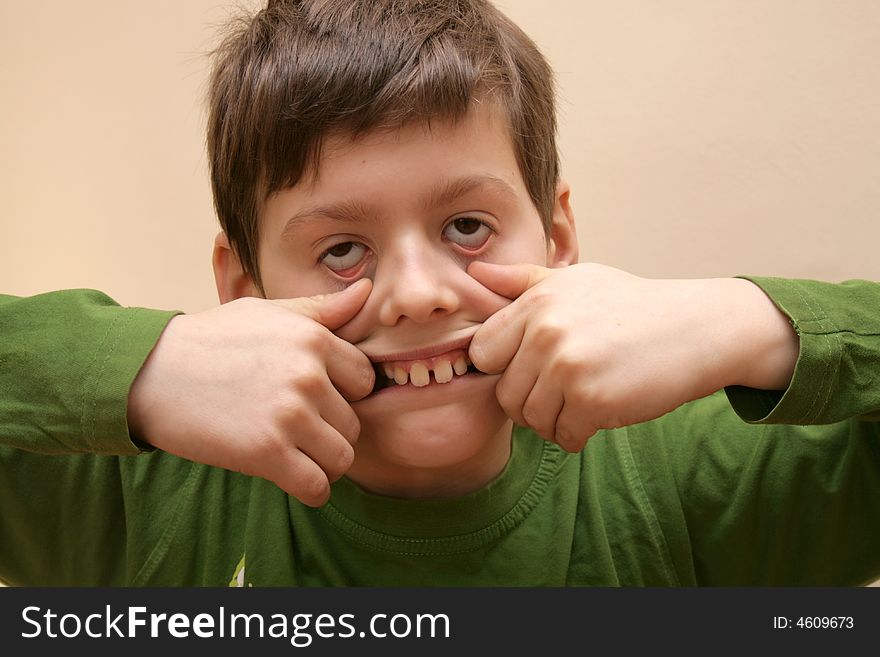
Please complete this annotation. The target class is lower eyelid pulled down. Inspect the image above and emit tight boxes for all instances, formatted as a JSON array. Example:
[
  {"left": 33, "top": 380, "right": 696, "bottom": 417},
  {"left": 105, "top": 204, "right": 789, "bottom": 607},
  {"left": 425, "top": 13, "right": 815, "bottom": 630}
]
[
  {"left": 320, "top": 241, "right": 370, "bottom": 274},
  {"left": 443, "top": 218, "right": 495, "bottom": 250}
]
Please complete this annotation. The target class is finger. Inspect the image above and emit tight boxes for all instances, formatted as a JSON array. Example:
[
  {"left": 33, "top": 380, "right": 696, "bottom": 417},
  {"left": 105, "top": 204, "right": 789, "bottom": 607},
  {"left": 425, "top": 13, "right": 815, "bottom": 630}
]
[
  {"left": 468, "top": 305, "right": 526, "bottom": 374},
  {"left": 319, "top": 390, "right": 362, "bottom": 446},
  {"left": 520, "top": 370, "right": 565, "bottom": 443},
  {"left": 493, "top": 348, "right": 539, "bottom": 427},
  {"left": 265, "top": 447, "right": 333, "bottom": 507},
  {"left": 467, "top": 261, "right": 553, "bottom": 300},
  {"left": 554, "top": 397, "right": 597, "bottom": 453},
  {"left": 294, "top": 417, "right": 356, "bottom": 484},
  {"left": 272, "top": 278, "right": 372, "bottom": 330},
  {"left": 326, "top": 339, "right": 376, "bottom": 401}
]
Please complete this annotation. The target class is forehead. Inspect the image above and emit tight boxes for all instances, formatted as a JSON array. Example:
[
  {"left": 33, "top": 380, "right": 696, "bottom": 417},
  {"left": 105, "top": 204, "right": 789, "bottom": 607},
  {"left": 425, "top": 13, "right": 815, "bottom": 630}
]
[
  {"left": 260, "top": 103, "right": 533, "bottom": 246},
  {"left": 286, "top": 102, "right": 526, "bottom": 206}
]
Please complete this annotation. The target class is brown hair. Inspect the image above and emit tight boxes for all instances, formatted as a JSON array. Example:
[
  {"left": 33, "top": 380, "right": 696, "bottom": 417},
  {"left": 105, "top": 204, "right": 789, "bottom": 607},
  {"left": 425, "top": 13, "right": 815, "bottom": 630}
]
[{"left": 207, "top": 0, "right": 558, "bottom": 291}]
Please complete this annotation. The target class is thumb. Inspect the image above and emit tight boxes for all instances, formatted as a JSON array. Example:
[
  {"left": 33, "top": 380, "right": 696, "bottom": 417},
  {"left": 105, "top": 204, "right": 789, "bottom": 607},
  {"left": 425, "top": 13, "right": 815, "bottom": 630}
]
[
  {"left": 467, "top": 261, "right": 553, "bottom": 300},
  {"left": 271, "top": 278, "right": 372, "bottom": 330}
]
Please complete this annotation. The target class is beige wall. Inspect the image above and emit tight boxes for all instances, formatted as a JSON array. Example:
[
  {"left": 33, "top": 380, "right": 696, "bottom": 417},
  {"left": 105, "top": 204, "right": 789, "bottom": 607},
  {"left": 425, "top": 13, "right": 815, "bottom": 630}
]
[{"left": 1, "top": 0, "right": 878, "bottom": 313}]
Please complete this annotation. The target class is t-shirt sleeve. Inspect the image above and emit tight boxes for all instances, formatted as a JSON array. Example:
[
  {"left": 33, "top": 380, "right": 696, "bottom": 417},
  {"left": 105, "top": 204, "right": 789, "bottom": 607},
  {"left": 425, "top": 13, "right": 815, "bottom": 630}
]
[
  {"left": 0, "top": 289, "right": 178, "bottom": 455},
  {"left": 630, "top": 277, "right": 880, "bottom": 585},
  {"left": 724, "top": 277, "right": 880, "bottom": 424},
  {"left": 0, "top": 290, "right": 182, "bottom": 585}
]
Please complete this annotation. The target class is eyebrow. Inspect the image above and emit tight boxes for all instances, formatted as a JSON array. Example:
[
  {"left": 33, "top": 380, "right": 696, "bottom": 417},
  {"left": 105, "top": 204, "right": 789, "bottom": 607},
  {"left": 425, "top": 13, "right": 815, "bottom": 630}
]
[
  {"left": 421, "top": 174, "right": 519, "bottom": 212},
  {"left": 280, "top": 174, "right": 519, "bottom": 239}
]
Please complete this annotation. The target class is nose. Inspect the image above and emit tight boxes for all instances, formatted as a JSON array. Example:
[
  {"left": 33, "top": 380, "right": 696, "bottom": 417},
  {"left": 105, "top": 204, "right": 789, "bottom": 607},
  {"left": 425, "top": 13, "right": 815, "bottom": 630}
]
[{"left": 375, "top": 242, "right": 461, "bottom": 325}]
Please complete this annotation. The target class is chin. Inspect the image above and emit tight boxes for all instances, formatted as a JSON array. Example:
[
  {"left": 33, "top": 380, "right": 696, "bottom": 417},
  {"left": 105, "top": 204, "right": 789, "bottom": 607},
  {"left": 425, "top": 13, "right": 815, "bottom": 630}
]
[{"left": 351, "top": 373, "right": 510, "bottom": 469}]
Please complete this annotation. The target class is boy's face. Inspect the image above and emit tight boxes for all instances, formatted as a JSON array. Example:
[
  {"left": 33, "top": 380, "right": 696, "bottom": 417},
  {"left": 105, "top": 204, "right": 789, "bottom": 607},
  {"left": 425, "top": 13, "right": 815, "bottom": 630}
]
[{"left": 216, "top": 102, "right": 577, "bottom": 498}]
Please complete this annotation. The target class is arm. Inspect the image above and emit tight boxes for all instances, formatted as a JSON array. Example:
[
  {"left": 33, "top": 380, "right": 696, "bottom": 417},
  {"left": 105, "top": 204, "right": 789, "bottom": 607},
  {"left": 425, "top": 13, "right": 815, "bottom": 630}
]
[
  {"left": 0, "top": 290, "right": 179, "bottom": 584},
  {"left": 0, "top": 285, "right": 374, "bottom": 584},
  {"left": 0, "top": 290, "right": 176, "bottom": 455},
  {"left": 633, "top": 277, "right": 880, "bottom": 585},
  {"left": 465, "top": 264, "right": 880, "bottom": 584},
  {"left": 466, "top": 262, "right": 801, "bottom": 448},
  {"left": 725, "top": 276, "right": 880, "bottom": 424}
]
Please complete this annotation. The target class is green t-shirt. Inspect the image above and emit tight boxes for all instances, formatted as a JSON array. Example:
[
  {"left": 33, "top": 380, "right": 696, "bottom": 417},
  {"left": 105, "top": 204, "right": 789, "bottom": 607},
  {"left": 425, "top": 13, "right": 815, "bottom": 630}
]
[{"left": 1, "top": 279, "right": 879, "bottom": 586}]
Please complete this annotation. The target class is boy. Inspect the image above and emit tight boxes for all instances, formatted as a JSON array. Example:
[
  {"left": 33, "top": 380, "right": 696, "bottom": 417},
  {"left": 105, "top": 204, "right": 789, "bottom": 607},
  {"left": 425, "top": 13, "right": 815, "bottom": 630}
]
[{"left": 1, "top": 0, "right": 879, "bottom": 586}]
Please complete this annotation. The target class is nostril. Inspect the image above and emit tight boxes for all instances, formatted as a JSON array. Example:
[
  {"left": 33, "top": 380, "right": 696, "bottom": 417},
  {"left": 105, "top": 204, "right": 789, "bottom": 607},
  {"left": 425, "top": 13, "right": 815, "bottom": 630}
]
[{"left": 376, "top": 282, "right": 461, "bottom": 326}]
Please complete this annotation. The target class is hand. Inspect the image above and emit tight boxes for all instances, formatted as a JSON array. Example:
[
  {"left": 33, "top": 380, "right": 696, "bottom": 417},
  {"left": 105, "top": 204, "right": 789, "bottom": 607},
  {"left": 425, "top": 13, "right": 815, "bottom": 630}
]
[
  {"left": 467, "top": 262, "right": 798, "bottom": 451},
  {"left": 127, "top": 279, "right": 375, "bottom": 506}
]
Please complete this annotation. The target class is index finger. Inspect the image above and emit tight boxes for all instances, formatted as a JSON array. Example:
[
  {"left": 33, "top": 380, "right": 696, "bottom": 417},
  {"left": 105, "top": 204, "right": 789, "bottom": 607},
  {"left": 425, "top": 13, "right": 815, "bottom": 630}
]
[{"left": 467, "top": 261, "right": 552, "bottom": 300}]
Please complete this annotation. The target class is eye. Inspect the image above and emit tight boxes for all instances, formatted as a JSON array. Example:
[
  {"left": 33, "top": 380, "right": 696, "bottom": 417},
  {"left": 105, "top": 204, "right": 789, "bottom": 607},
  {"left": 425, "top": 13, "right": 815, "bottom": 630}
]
[
  {"left": 320, "top": 241, "right": 368, "bottom": 272},
  {"left": 443, "top": 217, "right": 493, "bottom": 250}
]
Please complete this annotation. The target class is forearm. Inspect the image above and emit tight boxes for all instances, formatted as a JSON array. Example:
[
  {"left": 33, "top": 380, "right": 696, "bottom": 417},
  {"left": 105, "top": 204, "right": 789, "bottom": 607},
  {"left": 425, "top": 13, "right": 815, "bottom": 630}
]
[{"left": 710, "top": 277, "right": 800, "bottom": 391}]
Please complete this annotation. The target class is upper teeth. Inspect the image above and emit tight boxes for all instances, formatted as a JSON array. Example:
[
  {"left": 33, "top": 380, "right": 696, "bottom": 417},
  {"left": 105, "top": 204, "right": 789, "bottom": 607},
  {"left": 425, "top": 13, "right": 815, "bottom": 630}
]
[
  {"left": 380, "top": 354, "right": 471, "bottom": 388},
  {"left": 434, "top": 359, "right": 454, "bottom": 383},
  {"left": 410, "top": 363, "right": 430, "bottom": 387}
]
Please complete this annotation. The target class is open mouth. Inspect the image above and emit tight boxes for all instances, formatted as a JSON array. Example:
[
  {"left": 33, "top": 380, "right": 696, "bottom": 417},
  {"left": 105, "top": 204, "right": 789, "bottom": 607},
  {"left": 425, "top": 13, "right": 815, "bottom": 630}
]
[{"left": 369, "top": 348, "right": 482, "bottom": 395}]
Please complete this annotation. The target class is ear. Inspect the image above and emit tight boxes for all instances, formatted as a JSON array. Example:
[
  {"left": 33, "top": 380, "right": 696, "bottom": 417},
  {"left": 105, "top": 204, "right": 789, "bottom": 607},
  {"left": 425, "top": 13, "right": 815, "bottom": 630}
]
[
  {"left": 545, "top": 180, "right": 579, "bottom": 268},
  {"left": 212, "top": 231, "right": 260, "bottom": 303}
]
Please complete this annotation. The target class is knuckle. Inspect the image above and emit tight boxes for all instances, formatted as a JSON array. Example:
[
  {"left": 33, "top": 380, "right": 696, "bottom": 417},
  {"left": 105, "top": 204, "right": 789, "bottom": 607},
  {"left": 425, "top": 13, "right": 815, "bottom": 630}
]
[
  {"left": 299, "top": 325, "right": 329, "bottom": 352},
  {"left": 494, "top": 377, "right": 522, "bottom": 413},
  {"left": 555, "top": 401, "right": 601, "bottom": 451},
  {"left": 550, "top": 351, "right": 583, "bottom": 377},
  {"left": 274, "top": 391, "right": 311, "bottom": 425},
  {"left": 500, "top": 404, "right": 525, "bottom": 428},
  {"left": 495, "top": 387, "right": 520, "bottom": 421},
  {"left": 494, "top": 376, "right": 511, "bottom": 404},
  {"left": 564, "top": 387, "right": 612, "bottom": 430},
  {"left": 554, "top": 427, "right": 584, "bottom": 453},
  {"left": 520, "top": 403, "right": 543, "bottom": 431},
  {"left": 294, "top": 369, "right": 326, "bottom": 396},
  {"left": 532, "top": 318, "right": 565, "bottom": 347},
  {"left": 522, "top": 408, "right": 554, "bottom": 440},
  {"left": 584, "top": 386, "right": 614, "bottom": 420},
  {"left": 250, "top": 429, "right": 283, "bottom": 462}
]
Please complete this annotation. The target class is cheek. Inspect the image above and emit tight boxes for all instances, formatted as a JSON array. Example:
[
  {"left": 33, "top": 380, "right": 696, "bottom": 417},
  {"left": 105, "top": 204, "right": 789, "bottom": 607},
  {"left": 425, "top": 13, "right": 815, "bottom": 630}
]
[
  {"left": 262, "top": 273, "right": 336, "bottom": 300},
  {"left": 487, "top": 220, "right": 550, "bottom": 267},
  {"left": 258, "top": 248, "right": 340, "bottom": 299}
]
